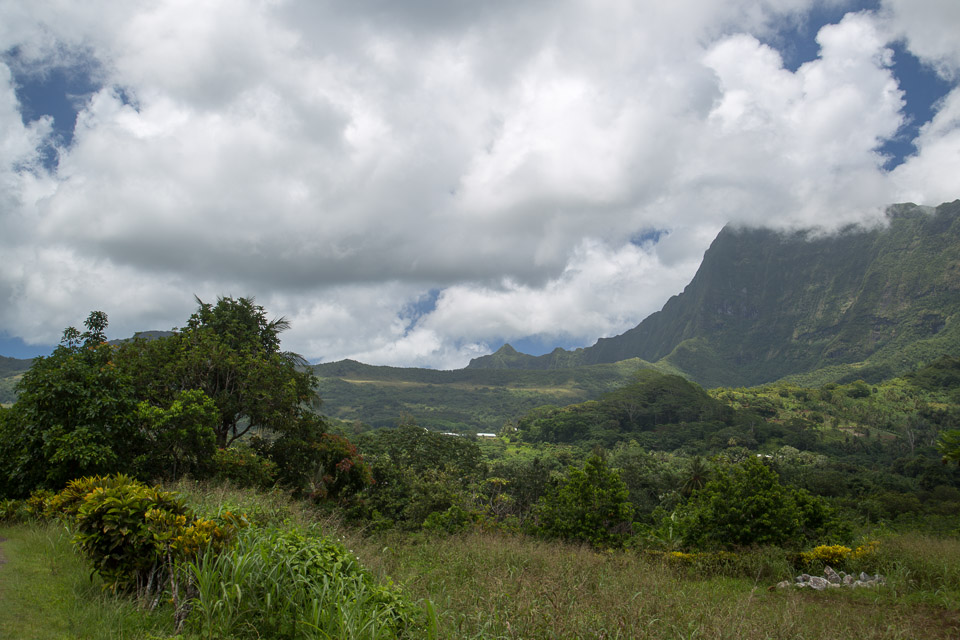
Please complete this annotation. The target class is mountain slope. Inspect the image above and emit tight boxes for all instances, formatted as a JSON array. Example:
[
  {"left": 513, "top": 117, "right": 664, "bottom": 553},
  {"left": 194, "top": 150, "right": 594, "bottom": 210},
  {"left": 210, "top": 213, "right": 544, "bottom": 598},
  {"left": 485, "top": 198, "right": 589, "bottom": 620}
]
[
  {"left": 0, "top": 356, "right": 33, "bottom": 405},
  {"left": 469, "top": 201, "right": 960, "bottom": 387},
  {"left": 311, "top": 357, "right": 674, "bottom": 431}
]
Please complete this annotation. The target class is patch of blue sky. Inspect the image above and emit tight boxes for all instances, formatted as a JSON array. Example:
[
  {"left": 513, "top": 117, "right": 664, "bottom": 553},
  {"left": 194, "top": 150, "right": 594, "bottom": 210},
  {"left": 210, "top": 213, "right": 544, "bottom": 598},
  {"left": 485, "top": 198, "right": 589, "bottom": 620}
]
[
  {"left": 630, "top": 228, "right": 667, "bottom": 247},
  {"left": 0, "top": 333, "right": 55, "bottom": 359},
  {"left": 5, "top": 48, "right": 102, "bottom": 170},
  {"left": 496, "top": 335, "right": 585, "bottom": 357},
  {"left": 400, "top": 288, "right": 442, "bottom": 336},
  {"left": 880, "top": 42, "right": 954, "bottom": 168}
]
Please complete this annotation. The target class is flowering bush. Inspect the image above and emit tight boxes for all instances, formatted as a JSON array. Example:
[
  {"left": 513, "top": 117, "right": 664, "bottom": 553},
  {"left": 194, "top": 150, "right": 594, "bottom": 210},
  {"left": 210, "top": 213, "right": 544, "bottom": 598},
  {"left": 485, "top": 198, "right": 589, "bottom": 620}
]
[{"left": 799, "top": 541, "right": 879, "bottom": 568}]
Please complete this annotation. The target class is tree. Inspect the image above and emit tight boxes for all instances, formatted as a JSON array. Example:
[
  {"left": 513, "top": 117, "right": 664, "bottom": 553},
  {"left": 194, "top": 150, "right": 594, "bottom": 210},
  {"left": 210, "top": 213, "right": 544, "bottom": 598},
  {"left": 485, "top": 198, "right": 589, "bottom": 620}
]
[
  {"left": 670, "top": 458, "right": 841, "bottom": 549},
  {"left": 534, "top": 454, "right": 634, "bottom": 548},
  {"left": 134, "top": 389, "right": 219, "bottom": 481},
  {"left": 1, "top": 298, "right": 337, "bottom": 498},
  {"left": 352, "top": 424, "right": 484, "bottom": 528},
  {"left": 0, "top": 313, "right": 142, "bottom": 496},
  {"left": 253, "top": 415, "right": 372, "bottom": 502},
  {"left": 939, "top": 430, "right": 960, "bottom": 465},
  {"left": 679, "top": 455, "right": 711, "bottom": 497},
  {"left": 117, "top": 296, "right": 318, "bottom": 449}
]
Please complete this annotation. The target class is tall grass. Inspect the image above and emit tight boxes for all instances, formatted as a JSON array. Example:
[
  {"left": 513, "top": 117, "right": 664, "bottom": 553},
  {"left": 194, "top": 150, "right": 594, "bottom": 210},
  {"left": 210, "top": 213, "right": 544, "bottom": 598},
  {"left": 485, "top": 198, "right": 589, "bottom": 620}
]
[
  {"left": 4, "top": 482, "right": 958, "bottom": 639},
  {"left": 869, "top": 533, "right": 960, "bottom": 607},
  {"left": 184, "top": 524, "right": 430, "bottom": 639},
  {"left": 347, "top": 530, "right": 960, "bottom": 639},
  {"left": 167, "top": 478, "right": 319, "bottom": 528}
]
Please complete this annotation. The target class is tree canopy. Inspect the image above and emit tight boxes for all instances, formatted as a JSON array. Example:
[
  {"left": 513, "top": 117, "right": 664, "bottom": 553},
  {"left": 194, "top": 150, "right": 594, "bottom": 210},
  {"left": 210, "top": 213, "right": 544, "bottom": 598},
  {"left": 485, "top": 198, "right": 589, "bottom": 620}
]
[
  {"left": 116, "top": 296, "right": 317, "bottom": 449},
  {"left": 0, "top": 298, "right": 350, "bottom": 500}
]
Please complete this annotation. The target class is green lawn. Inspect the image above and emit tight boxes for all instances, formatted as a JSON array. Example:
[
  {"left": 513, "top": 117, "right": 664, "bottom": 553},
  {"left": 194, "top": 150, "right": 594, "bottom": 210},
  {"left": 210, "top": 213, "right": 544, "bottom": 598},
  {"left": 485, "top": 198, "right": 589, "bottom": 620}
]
[{"left": 0, "top": 523, "right": 174, "bottom": 640}]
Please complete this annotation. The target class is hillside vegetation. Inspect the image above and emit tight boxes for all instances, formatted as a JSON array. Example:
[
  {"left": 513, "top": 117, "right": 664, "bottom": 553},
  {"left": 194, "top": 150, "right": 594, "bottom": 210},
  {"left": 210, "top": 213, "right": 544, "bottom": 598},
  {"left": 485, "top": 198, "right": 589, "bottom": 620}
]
[
  {"left": 312, "top": 357, "right": 677, "bottom": 432},
  {"left": 0, "top": 356, "right": 31, "bottom": 405},
  {"left": 2, "top": 310, "right": 960, "bottom": 637}
]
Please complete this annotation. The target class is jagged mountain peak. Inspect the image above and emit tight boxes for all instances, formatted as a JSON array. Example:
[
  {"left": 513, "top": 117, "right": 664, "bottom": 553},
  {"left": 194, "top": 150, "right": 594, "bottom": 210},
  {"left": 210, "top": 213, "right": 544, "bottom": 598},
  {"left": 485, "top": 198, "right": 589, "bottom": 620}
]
[{"left": 469, "top": 200, "right": 960, "bottom": 387}]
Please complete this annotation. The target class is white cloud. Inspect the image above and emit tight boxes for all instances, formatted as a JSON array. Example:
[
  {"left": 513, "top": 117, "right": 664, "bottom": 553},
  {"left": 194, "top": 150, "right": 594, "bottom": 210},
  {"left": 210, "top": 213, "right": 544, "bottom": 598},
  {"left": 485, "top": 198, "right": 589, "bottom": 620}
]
[
  {"left": 0, "top": 0, "right": 957, "bottom": 367},
  {"left": 881, "top": 0, "right": 960, "bottom": 79},
  {"left": 890, "top": 87, "right": 960, "bottom": 204}
]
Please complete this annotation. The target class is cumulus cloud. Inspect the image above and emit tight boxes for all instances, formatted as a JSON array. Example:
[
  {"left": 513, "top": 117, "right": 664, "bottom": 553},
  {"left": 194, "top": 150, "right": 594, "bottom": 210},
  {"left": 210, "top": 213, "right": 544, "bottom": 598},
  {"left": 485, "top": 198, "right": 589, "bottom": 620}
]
[
  {"left": 881, "top": 0, "right": 960, "bottom": 79},
  {"left": 0, "top": 0, "right": 957, "bottom": 367}
]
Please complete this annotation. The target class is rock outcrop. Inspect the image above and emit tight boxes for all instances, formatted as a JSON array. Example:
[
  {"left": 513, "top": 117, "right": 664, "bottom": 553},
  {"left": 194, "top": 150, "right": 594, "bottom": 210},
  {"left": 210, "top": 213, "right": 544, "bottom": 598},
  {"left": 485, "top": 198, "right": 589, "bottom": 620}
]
[{"left": 776, "top": 566, "right": 885, "bottom": 591}]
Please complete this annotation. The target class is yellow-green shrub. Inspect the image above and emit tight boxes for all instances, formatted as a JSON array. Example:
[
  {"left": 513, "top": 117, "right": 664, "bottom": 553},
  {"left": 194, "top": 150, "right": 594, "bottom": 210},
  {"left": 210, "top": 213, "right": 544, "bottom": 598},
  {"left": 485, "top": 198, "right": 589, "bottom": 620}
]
[
  {"left": 44, "top": 474, "right": 138, "bottom": 521},
  {"left": 24, "top": 489, "right": 55, "bottom": 520},
  {"left": 71, "top": 480, "right": 192, "bottom": 593},
  {"left": 0, "top": 498, "right": 26, "bottom": 522},
  {"left": 54, "top": 475, "right": 247, "bottom": 596},
  {"left": 799, "top": 541, "right": 878, "bottom": 569}
]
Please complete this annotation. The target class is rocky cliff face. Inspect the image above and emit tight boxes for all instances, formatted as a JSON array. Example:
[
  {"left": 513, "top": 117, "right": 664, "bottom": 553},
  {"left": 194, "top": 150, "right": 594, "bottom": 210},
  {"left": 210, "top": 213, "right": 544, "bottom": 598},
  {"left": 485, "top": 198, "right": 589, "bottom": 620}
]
[{"left": 468, "top": 201, "right": 960, "bottom": 387}]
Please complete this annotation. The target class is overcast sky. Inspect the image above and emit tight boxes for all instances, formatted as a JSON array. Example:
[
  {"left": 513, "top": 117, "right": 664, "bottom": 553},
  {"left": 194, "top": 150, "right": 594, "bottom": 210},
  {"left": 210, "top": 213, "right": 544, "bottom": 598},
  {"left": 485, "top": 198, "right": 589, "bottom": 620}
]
[{"left": 1, "top": 0, "right": 959, "bottom": 368}]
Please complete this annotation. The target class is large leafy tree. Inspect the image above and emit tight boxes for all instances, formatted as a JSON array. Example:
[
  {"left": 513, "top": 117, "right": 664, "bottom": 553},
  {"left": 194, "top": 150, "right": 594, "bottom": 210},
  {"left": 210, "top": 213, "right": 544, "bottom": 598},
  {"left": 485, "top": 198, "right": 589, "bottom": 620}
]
[
  {"left": 117, "top": 296, "right": 318, "bottom": 449},
  {"left": 134, "top": 389, "right": 219, "bottom": 481},
  {"left": 0, "top": 313, "right": 143, "bottom": 496},
  {"left": 1, "top": 298, "right": 334, "bottom": 498}
]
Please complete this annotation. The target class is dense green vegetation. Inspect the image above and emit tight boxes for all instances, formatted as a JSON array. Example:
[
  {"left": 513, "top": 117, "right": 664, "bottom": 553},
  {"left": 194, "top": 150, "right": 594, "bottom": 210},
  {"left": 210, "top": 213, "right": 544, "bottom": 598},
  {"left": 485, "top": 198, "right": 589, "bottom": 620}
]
[
  {"left": 312, "top": 356, "right": 666, "bottom": 432},
  {"left": 0, "top": 298, "right": 353, "bottom": 501},
  {"left": 4, "top": 487, "right": 960, "bottom": 639}
]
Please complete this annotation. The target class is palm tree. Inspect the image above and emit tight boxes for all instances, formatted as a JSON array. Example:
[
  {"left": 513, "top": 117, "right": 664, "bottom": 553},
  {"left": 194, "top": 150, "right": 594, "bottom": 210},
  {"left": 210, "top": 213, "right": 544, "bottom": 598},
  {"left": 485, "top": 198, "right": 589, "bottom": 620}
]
[{"left": 680, "top": 455, "right": 711, "bottom": 497}]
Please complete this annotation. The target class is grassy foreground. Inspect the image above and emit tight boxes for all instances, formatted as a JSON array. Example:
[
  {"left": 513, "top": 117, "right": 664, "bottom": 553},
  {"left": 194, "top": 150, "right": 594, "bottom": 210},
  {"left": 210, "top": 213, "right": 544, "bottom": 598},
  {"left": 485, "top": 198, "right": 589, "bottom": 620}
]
[
  {"left": 0, "top": 523, "right": 174, "bottom": 639},
  {"left": 2, "top": 481, "right": 959, "bottom": 639},
  {"left": 347, "top": 531, "right": 960, "bottom": 640}
]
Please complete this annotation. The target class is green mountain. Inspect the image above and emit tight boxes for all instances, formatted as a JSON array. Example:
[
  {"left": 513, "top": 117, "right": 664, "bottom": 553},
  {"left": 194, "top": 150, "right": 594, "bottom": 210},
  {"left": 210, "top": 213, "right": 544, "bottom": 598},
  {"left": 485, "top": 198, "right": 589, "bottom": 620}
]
[
  {"left": 311, "top": 357, "right": 675, "bottom": 432},
  {"left": 0, "top": 356, "right": 33, "bottom": 405},
  {"left": 469, "top": 201, "right": 960, "bottom": 388}
]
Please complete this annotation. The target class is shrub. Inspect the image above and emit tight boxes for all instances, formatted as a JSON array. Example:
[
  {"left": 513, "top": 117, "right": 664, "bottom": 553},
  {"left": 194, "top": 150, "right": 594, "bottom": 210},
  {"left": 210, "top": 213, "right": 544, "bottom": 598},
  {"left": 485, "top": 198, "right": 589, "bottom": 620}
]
[
  {"left": 423, "top": 504, "right": 474, "bottom": 534},
  {"left": 71, "top": 480, "right": 193, "bottom": 594},
  {"left": 305, "top": 433, "right": 373, "bottom": 504},
  {"left": 534, "top": 454, "right": 634, "bottom": 548},
  {"left": 0, "top": 498, "right": 26, "bottom": 522},
  {"left": 45, "top": 474, "right": 139, "bottom": 521},
  {"left": 670, "top": 458, "right": 843, "bottom": 550},
  {"left": 56, "top": 475, "right": 246, "bottom": 601},
  {"left": 799, "top": 541, "right": 879, "bottom": 570},
  {"left": 212, "top": 443, "right": 277, "bottom": 489},
  {"left": 23, "top": 489, "right": 55, "bottom": 520}
]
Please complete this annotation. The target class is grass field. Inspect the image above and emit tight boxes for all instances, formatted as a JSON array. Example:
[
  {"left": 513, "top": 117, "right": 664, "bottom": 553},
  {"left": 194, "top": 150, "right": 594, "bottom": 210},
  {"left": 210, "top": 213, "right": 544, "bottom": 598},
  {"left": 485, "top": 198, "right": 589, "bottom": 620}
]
[
  {"left": 3, "top": 482, "right": 958, "bottom": 640},
  {"left": 347, "top": 530, "right": 960, "bottom": 640},
  {"left": 0, "top": 524, "right": 174, "bottom": 639}
]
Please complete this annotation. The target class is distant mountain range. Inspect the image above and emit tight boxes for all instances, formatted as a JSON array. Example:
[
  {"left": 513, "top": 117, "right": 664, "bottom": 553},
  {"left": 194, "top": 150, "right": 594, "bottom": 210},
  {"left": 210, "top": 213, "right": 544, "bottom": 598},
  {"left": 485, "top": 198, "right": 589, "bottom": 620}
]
[{"left": 468, "top": 200, "right": 960, "bottom": 388}]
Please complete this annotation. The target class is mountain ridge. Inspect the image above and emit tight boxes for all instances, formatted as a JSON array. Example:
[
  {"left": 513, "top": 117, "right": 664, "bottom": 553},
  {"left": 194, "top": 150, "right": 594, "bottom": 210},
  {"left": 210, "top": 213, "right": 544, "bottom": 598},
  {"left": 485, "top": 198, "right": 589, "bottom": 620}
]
[{"left": 468, "top": 200, "right": 960, "bottom": 387}]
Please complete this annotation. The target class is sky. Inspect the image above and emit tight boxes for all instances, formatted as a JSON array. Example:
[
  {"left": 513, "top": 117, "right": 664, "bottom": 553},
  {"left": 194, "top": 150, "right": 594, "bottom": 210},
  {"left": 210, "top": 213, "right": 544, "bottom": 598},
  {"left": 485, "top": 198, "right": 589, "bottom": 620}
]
[{"left": 1, "top": 0, "right": 959, "bottom": 367}]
